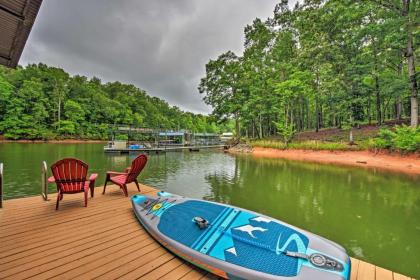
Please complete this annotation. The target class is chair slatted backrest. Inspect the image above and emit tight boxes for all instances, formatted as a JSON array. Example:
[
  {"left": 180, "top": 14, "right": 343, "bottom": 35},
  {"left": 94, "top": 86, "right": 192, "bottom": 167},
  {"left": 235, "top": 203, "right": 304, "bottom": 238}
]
[
  {"left": 51, "top": 158, "right": 88, "bottom": 192},
  {"left": 126, "top": 154, "right": 148, "bottom": 183}
]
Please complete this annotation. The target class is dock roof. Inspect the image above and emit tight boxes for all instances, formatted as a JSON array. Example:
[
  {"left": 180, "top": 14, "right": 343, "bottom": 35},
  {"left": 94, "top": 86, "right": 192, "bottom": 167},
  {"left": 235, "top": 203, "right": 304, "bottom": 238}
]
[
  {"left": 159, "top": 132, "right": 185, "bottom": 136},
  {"left": 194, "top": 133, "right": 219, "bottom": 137},
  {"left": 0, "top": 0, "right": 43, "bottom": 68}
]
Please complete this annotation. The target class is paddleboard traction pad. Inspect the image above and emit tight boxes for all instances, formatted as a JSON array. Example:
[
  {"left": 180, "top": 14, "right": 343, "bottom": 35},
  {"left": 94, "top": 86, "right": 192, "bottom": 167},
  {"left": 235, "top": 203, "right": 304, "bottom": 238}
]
[{"left": 132, "top": 193, "right": 350, "bottom": 280}]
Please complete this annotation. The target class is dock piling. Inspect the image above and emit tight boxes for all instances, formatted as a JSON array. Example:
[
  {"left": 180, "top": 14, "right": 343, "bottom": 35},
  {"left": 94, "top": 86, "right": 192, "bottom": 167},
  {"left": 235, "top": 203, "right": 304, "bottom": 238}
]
[{"left": 41, "top": 161, "right": 48, "bottom": 201}]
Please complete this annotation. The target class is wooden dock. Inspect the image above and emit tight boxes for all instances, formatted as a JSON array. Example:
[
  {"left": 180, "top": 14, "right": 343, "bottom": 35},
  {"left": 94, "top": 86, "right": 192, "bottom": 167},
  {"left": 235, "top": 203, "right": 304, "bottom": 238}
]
[
  {"left": 104, "top": 145, "right": 227, "bottom": 154},
  {"left": 0, "top": 184, "right": 416, "bottom": 280}
]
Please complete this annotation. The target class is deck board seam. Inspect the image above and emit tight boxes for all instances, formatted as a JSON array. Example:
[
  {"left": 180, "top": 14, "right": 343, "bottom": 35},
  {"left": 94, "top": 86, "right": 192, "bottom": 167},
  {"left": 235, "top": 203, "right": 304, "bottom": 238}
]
[
  {"left": 30, "top": 235, "right": 157, "bottom": 280},
  {"left": 0, "top": 214, "right": 138, "bottom": 249},
  {"left": 0, "top": 230, "right": 145, "bottom": 277},
  {"left": 0, "top": 222, "right": 144, "bottom": 269},
  {"left": 134, "top": 255, "right": 180, "bottom": 280},
  {"left": 1, "top": 231, "right": 146, "bottom": 279},
  {"left": 0, "top": 210, "right": 136, "bottom": 240},
  {"left": 0, "top": 187, "right": 156, "bottom": 220},
  {"left": 68, "top": 241, "right": 159, "bottom": 279},
  {"left": 0, "top": 207, "right": 133, "bottom": 232},
  {"left": 91, "top": 247, "right": 168, "bottom": 279},
  {"left": 69, "top": 242, "right": 161, "bottom": 280}
]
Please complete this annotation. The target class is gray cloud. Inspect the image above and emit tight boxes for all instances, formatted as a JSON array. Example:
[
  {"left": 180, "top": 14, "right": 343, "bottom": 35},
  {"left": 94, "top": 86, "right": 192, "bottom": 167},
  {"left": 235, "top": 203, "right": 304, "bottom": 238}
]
[{"left": 21, "top": 0, "right": 285, "bottom": 114}]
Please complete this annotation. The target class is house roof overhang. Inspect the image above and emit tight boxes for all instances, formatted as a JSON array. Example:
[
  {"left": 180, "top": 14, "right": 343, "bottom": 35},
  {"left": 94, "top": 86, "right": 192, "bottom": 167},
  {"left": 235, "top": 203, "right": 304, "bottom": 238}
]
[{"left": 0, "top": 0, "right": 43, "bottom": 68}]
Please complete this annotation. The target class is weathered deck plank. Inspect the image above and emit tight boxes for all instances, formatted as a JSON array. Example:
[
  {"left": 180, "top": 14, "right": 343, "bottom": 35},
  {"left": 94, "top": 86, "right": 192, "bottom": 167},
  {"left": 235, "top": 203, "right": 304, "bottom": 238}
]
[
  {"left": 0, "top": 184, "right": 415, "bottom": 280},
  {"left": 393, "top": 272, "right": 412, "bottom": 280},
  {"left": 158, "top": 263, "right": 196, "bottom": 280},
  {"left": 357, "top": 260, "right": 376, "bottom": 280},
  {"left": 375, "top": 266, "right": 393, "bottom": 280},
  {"left": 350, "top": 257, "right": 360, "bottom": 280}
]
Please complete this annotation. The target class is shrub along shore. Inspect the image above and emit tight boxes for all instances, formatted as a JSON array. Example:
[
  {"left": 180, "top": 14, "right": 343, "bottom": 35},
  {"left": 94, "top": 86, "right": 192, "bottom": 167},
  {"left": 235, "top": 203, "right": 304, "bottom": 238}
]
[
  {"left": 251, "top": 125, "right": 420, "bottom": 153},
  {"left": 228, "top": 125, "right": 419, "bottom": 175},
  {"left": 0, "top": 138, "right": 107, "bottom": 143},
  {"left": 249, "top": 147, "right": 420, "bottom": 176}
]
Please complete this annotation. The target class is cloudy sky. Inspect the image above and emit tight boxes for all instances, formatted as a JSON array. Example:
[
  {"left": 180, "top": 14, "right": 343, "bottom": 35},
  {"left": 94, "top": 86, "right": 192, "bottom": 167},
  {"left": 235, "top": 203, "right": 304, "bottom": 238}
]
[{"left": 21, "top": 0, "right": 286, "bottom": 114}]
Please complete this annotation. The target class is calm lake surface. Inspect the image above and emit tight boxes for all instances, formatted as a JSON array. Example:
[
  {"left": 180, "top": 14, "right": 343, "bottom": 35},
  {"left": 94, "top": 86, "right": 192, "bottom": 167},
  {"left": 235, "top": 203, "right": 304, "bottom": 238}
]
[{"left": 0, "top": 143, "right": 419, "bottom": 277}]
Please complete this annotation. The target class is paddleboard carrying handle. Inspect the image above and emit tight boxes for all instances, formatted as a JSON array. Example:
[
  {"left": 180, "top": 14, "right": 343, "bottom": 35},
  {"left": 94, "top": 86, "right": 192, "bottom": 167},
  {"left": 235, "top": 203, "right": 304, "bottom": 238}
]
[
  {"left": 285, "top": 251, "right": 344, "bottom": 272},
  {"left": 310, "top": 253, "right": 344, "bottom": 272},
  {"left": 193, "top": 216, "right": 209, "bottom": 229},
  {"left": 285, "top": 251, "right": 309, "bottom": 260}
]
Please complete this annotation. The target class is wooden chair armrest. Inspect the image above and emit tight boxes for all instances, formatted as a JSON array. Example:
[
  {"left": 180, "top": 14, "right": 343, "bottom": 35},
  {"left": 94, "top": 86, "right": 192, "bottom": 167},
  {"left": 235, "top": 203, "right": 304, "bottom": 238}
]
[
  {"left": 89, "top": 173, "right": 98, "bottom": 181},
  {"left": 106, "top": 171, "right": 127, "bottom": 176},
  {"left": 47, "top": 176, "right": 56, "bottom": 183}
]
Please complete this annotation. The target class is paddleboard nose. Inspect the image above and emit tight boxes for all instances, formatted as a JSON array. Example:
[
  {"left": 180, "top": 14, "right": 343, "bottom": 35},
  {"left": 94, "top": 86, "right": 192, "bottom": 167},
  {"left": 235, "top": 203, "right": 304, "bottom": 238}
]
[
  {"left": 157, "top": 191, "right": 173, "bottom": 197},
  {"left": 132, "top": 194, "right": 147, "bottom": 204}
]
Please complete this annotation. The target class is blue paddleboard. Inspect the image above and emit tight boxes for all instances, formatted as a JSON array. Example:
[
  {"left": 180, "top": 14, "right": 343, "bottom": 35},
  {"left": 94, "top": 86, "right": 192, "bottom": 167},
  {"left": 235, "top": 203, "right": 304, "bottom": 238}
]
[{"left": 132, "top": 192, "right": 350, "bottom": 279}]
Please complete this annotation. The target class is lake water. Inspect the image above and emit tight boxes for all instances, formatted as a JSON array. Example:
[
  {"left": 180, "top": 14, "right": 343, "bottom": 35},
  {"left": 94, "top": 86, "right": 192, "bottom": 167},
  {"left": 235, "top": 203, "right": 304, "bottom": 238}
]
[{"left": 0, "top": 143, "right": 419, "bottom": 277}]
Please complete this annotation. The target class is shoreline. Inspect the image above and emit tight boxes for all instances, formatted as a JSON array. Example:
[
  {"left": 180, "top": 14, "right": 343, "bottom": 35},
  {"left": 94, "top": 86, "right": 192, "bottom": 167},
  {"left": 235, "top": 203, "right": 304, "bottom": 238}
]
[
  {"left": 232, "top": 146, "right": 420, "bottom": 176},
  {"left": 0, "top": 139, "right": 107, "bottom": 144}
]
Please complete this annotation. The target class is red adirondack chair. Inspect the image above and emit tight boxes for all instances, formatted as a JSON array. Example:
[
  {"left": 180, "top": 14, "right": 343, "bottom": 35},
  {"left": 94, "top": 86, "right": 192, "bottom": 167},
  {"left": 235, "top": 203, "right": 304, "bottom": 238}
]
[
  {"left": 48, "top": 158, "right": 98, "bottom": 210},
  {"left": 102, "top": 154, "right": 148, "bottom": 197}
]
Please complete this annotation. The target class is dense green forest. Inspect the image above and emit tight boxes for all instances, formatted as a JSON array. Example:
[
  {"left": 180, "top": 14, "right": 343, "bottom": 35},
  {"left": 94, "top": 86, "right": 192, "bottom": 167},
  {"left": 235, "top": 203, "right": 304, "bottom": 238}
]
[
  {"left": 0, "top": 64, "right": 222, "bottom": 140},
  {"left": 199, "top": 0, "right": 419, "bottom": 139}
]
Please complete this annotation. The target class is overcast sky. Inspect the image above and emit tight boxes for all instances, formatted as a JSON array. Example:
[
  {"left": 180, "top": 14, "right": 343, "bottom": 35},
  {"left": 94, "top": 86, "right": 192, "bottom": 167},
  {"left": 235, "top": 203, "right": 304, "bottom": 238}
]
[{"left": 21, "top": 0, "right": 287, "bottom": 114}]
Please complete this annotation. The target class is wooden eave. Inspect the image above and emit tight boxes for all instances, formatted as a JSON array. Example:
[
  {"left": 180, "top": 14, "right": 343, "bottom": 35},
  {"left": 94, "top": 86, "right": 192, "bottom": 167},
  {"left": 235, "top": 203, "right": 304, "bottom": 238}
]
[{"left": 0, "top": 0, "right": 43, "bottom": 68}]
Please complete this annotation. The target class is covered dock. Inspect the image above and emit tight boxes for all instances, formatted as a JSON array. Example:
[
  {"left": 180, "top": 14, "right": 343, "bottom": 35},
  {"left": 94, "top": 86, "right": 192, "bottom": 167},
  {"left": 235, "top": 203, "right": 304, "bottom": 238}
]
[
  {"left": 158, "top": 131, "right": 190, "bottom": 146},
  {"left": 192, "top": 133, "right": 220, "bottom": 145}
]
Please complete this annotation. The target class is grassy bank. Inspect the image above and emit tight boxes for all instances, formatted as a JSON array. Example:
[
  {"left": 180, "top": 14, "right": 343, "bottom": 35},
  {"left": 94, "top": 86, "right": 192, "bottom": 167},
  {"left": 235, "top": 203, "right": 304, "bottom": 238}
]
[
  {"left": 250, "top": 140, "right": 367, "bottom": 151},
  {"left": 250, "top": 125, "right": 420, "bottom": 153}
]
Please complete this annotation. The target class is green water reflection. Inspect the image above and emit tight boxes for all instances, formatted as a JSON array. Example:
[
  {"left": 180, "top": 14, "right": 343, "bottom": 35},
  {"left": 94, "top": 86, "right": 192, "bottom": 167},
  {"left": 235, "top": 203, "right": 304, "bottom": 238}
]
[{"left": 0, "top": 143, "right": 419, "bottom": 277}]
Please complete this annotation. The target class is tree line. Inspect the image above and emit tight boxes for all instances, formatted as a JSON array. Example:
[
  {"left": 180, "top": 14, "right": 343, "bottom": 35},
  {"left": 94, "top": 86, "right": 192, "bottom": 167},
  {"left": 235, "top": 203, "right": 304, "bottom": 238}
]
[
  {"left": 199, "top": 0, "right": 419, "bottom": 139},
  {"left": 0, "top": 64, "right": 221, "bottom": 140}
]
